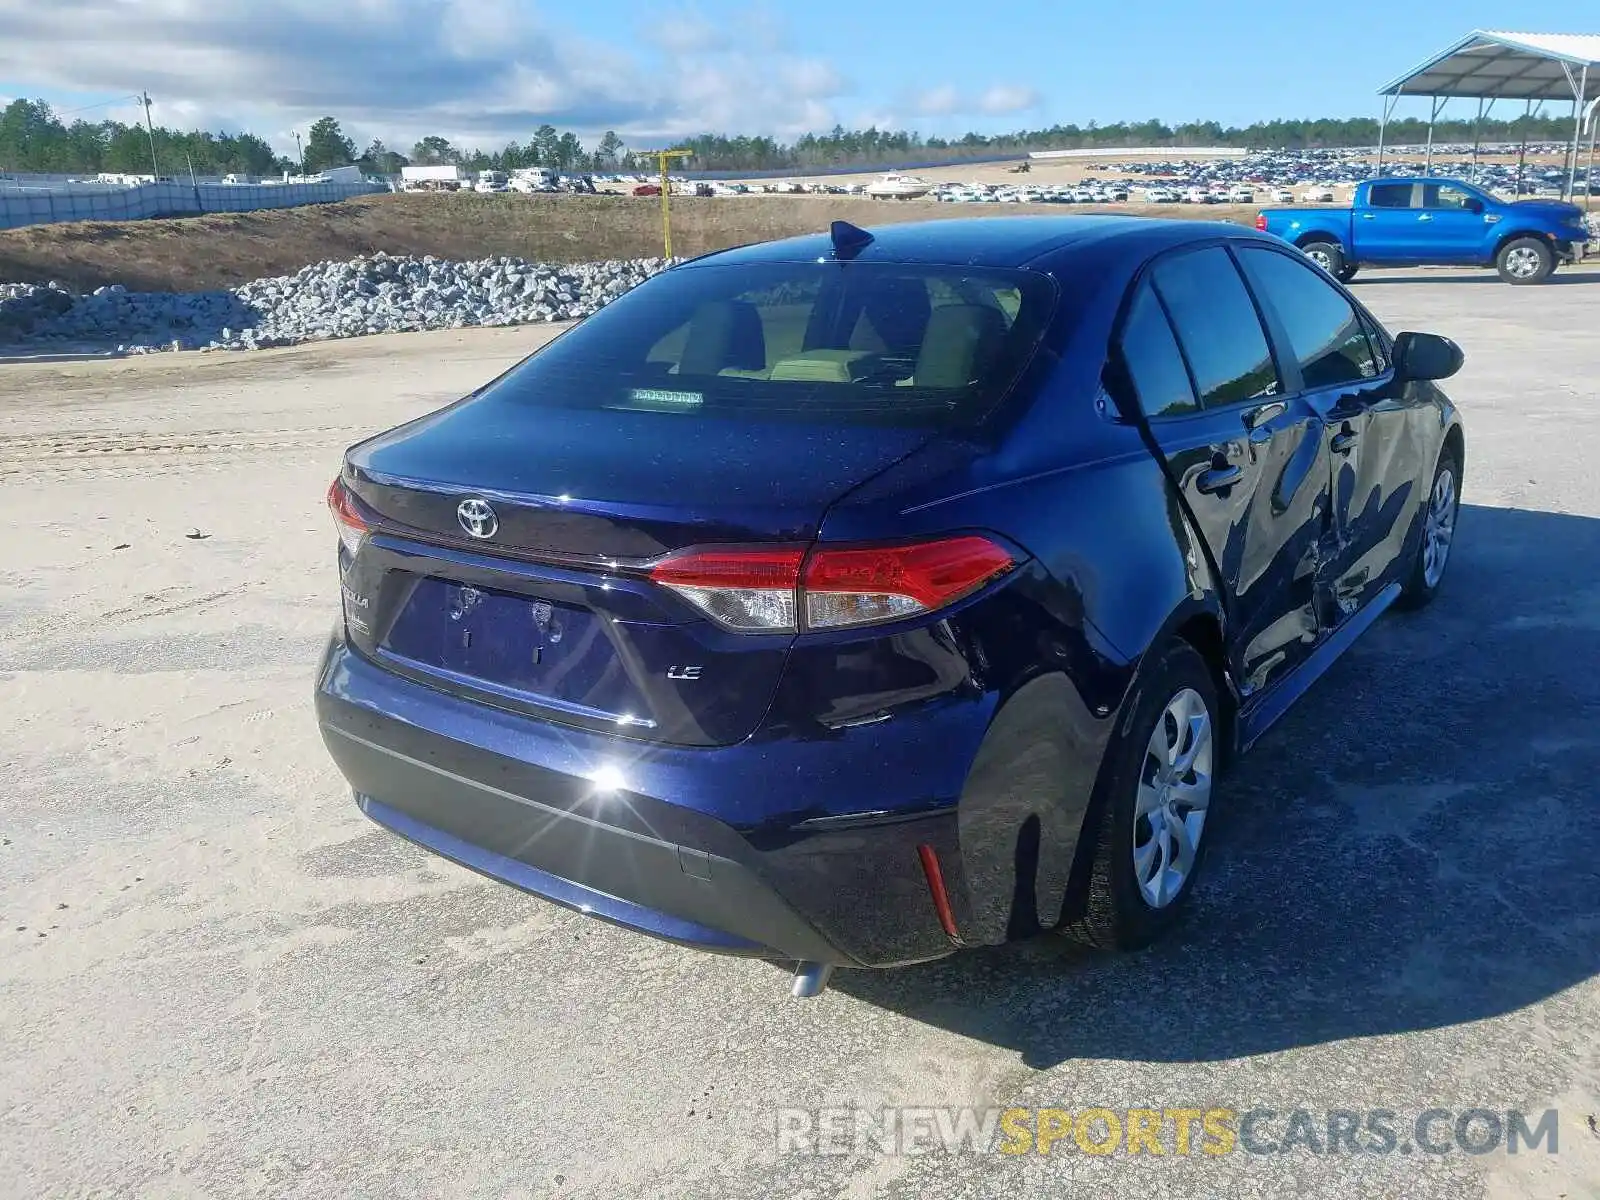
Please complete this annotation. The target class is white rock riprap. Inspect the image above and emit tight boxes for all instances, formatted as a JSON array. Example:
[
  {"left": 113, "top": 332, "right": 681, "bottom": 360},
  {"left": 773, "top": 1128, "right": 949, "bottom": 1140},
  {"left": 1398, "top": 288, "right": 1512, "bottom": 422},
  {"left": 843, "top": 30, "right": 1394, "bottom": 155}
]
[{"left": 0, "top": 253, "right": 674, "bottom": 353}]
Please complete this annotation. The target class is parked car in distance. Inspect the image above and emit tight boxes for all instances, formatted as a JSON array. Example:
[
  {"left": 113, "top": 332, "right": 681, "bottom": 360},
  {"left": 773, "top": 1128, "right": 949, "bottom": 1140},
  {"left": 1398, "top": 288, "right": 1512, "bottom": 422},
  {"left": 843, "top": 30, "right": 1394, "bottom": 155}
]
[
  {"left": 1257, "top": 176, "right": 1593, "bottom": 284},
  {"left": 1302, "top": 186, "right": 1336, "bottom": 203},
  {"left": 317, "top": 216, "right": 1466, "bottom": 998},
  {"left": 1270, "top": 188, "right": 1296, "bottom": 203}
]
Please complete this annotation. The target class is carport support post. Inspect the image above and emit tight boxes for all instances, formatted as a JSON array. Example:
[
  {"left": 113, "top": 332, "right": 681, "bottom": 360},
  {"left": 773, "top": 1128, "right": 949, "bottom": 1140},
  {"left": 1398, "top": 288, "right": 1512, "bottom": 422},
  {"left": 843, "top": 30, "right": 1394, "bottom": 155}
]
[
  {"left": 1470, "top": 98, "right": 1487, "bottom": 182},
  {"left": 1568, "top": 64, "right": 1589, "bottom": 200},
  {"left": 1424, "top": 96, "right": 1445, "bottom": 177},
  {"left": 1376, "top": 91, "right": 1400, "bottom": 177},
  {"left": 1516, "top": 100, "right": 1535, "bottom": 197},
  {"left": 1587, "top": 100, "right": 1598, "bottom": 211}
]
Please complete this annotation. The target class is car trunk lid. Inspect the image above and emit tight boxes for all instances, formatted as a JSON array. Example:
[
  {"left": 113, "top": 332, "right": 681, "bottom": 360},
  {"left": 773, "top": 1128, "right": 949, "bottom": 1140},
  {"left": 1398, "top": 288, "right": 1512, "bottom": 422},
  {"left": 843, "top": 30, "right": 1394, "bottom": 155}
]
[{"left": 337, "top": 405, "right": 933, "bottom": 747}]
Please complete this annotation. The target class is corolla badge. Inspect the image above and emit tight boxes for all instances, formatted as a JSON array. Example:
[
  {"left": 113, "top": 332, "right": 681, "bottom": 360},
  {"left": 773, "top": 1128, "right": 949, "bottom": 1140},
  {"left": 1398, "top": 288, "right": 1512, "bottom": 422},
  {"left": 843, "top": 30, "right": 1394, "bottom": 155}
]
[{"left": 456, "top": 497, "right": 498, "bottom": 539}]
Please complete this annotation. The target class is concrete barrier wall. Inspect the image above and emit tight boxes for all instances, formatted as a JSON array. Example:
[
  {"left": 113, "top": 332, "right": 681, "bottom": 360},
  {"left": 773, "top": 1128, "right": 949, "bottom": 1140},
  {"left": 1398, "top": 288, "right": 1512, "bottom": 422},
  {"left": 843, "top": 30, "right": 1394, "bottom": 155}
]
[{"left": 0, "top": 180, "right": 384, "bottom": 230}]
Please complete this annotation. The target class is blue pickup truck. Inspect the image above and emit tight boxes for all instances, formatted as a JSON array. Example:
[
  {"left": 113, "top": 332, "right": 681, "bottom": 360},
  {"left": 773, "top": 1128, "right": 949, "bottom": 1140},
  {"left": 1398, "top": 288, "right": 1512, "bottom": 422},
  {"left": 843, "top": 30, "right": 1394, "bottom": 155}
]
[{"left": 1255, "top": 177, "right": 1593, "bottom": 284}]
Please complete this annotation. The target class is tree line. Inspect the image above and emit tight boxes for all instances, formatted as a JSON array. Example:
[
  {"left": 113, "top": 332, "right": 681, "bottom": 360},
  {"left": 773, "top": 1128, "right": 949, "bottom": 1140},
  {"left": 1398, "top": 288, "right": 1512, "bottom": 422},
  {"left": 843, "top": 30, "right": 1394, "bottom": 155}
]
[{"left": 0, "top": 98, "right": 1584, "bottom": 179}]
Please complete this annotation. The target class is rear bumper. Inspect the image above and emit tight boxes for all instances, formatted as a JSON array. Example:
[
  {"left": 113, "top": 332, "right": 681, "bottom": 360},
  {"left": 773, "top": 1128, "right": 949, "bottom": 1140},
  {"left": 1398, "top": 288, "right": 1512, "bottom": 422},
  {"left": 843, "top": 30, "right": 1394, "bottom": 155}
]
[{"left": 316, "top": 633, "right": 968, "bottom": 967}]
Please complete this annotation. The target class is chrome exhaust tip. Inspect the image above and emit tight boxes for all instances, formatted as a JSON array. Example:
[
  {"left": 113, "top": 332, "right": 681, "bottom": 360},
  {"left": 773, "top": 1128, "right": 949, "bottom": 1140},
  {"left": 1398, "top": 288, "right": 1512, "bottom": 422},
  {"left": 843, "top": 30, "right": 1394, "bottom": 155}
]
[{"left": 791, "top": 961, "right": 834, "bottom": 998}]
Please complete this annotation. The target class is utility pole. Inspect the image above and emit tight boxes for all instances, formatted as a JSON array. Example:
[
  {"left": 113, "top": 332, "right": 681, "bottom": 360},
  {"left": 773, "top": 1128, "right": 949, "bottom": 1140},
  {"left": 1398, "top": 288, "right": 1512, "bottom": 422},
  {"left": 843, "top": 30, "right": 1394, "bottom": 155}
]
[
  {"left": 140, "top": 91, "right": 159, "bottom": 179},
  {"left": 294, "top": 131, "right": 304, "bottom": 176},
  {"left": 640, "top": 148, "right": 693, "bottom": 257}
]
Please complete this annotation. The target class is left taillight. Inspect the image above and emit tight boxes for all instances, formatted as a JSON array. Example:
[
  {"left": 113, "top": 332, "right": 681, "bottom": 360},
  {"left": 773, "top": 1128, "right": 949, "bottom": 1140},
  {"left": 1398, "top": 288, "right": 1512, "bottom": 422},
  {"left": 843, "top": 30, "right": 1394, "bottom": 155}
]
[
  {"left": 648, "top": 535, "right": 1016, "bottom": 633},
  {"left": 1254, "top": 212, "right": 1268, "bottom": 231},
  {"left": 326, "top": 477, "right": 369, "bottom": 560},
  {"left": 648, "top": 546, "right": 806, "bottom": 631}
]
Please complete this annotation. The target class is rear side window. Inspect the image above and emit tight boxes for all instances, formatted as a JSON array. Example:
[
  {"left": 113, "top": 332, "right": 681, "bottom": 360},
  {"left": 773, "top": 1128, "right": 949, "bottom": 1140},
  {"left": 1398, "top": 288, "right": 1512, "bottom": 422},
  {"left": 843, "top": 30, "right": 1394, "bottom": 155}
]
[
  {"left": 1368, "top": 183, "right": 1414, "bottom": 208},
  {"left": 480, "top": 261, "right": 1056, "bottom": 428},
  {"left": 1237, "top": 247, "right": 1378, "bottom": 389},
  {"left": 1117, "top": 283, "right": 1198, "bottom": 418},
  {"left": 1150, "top": 247, "right": 1280, "bottom": 409}
]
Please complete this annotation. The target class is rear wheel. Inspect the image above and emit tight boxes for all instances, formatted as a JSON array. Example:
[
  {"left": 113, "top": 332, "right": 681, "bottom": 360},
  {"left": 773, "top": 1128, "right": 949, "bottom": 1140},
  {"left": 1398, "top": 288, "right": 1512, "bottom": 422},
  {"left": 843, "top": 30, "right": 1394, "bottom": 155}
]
[
  {"left": 1065, "top": 643, "right": 1220, "bottom": 951},
  {"left": 1301, "top": 239, "right": 1345, "bottom": 278},
  {"left": 1496, "top": 237, "right": 1553, "bottom": 284}
]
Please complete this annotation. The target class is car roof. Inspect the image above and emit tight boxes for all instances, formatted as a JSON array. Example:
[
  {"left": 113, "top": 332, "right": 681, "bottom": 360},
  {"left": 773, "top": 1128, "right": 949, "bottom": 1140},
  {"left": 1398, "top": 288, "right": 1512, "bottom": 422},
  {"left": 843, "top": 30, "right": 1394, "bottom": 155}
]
[{"left": 685, "top": 216, "right": 1273, "bottom": 271}]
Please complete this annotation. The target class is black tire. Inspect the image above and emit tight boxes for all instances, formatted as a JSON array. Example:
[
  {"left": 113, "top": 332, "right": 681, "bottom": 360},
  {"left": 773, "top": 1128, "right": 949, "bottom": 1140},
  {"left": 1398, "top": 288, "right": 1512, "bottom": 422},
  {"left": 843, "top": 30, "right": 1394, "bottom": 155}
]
[
  {"left": 1496, "top": 236, "right": 1554, "bottom": 285},
  {"left": 1301, "top": 239, "right": 1345, "bottom": 278},
  {"left": 1397, "top": 446, "right": 1462, "bottom": 610},
  {"left": 1064, "top": 642, "right": 1222, "bottom": 951},
  {"left": 1337, "top": 263, "right": 1359, "bottom": 284}
]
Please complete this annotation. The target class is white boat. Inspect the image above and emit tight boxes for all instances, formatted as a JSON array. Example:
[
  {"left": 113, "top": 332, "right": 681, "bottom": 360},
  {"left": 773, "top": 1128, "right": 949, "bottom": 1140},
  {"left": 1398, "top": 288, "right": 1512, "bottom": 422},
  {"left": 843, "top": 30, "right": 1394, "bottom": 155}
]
[{"left": 864, "top": 172, "right": 933, "bottom": 199}]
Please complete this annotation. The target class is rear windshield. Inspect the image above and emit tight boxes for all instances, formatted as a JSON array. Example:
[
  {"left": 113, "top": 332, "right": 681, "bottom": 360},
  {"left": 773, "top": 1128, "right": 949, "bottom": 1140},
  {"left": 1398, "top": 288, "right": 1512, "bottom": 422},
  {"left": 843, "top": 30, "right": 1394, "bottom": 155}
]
[{"left": 480, "top": 260, "right": 1057, "bottom": 428}]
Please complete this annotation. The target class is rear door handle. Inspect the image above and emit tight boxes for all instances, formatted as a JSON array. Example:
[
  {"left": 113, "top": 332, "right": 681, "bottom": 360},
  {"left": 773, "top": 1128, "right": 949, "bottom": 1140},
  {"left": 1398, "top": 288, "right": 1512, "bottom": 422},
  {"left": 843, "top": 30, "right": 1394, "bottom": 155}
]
[
  {"left": 1244, "top": 400, "right": 1287, "bottom": 444},
  {"left": 1196, "top": 464, "right": 1244, "bottom": 494},
  {"left": 1418, "top": 214, "right": 1433, "bottom": 222},
  {"left": 1331, "top": 426, "right": 1360, "bottom": 454}
]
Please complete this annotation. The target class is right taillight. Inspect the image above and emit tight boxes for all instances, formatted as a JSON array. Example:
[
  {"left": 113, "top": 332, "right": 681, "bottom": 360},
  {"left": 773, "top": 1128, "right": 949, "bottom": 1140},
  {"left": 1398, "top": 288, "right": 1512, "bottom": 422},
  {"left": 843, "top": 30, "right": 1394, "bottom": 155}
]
[
  {"left": 648, "top": 536, "right": 1015, "bottom": 633},
  {"left": 801, "top": 536, "right": 1015, "bottom": 629},
  {"left": 326, "top": 477, "right": 370, "bottom": 559}
]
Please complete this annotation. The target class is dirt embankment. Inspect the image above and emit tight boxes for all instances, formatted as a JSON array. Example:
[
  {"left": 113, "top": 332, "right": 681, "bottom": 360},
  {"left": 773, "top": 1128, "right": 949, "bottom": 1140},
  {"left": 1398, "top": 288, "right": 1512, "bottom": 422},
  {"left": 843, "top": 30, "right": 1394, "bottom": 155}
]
[{"left": 0, "top": 193, "right": 1260, "bottom": 293}]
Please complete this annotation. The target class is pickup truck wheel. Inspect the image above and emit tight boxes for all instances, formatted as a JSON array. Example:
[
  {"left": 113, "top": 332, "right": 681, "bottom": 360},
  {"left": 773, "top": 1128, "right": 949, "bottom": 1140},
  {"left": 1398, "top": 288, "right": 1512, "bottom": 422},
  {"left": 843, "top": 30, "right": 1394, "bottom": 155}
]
[
  {"left": 1496, "top": 237, "right": 1554, "bottom": 284},
  {"left": 1301, "top": 240, "right": 1345, "bottom": 277},
  {"left": 1337, "top": 263, "right": 1359, "bottom": 283}
]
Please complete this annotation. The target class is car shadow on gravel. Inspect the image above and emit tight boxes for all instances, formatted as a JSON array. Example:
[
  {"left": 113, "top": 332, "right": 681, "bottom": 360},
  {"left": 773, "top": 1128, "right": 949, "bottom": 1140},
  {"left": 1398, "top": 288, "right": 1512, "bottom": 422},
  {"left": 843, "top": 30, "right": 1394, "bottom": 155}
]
[{"left": 833, "top": 503, "right": 1600, "bottom": 1068}]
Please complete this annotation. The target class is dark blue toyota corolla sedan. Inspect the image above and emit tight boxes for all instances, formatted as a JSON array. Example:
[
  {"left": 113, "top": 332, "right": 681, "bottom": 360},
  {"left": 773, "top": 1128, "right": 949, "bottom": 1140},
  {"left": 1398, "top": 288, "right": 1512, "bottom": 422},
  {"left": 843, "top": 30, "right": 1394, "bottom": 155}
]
[{"left": 316, "top": 216, "right": 1465, "bottom": 996}]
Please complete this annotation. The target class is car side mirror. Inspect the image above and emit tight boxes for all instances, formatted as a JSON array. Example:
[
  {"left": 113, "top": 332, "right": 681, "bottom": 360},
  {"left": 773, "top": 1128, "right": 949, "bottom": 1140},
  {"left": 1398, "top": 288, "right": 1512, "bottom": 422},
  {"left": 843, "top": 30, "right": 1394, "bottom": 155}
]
[
  {"left": 1465, "top": 198, "right": 1485, "bottom": 214},
  {"left": 1392, "top": 331, "right": 1464, "bottom": 382}
]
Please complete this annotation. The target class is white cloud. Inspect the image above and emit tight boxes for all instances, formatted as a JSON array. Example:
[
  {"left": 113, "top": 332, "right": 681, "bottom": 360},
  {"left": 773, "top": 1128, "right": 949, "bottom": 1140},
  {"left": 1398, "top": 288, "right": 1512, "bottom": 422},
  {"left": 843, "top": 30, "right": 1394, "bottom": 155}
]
[
  {"left": 978, "top": 84, "right": 1041, "bottom": 116},
  {"left": 641, "top": 8, "right": 729, "bottom": 56},
  {"left": 912, "top": 85, "right": 962, "bottom": 117},
  {"left": 904, "top": 82, "right": 1042, "bottom": 121},
  {"left": 0, "top": 0, "right": 855, "bottom": 153}
]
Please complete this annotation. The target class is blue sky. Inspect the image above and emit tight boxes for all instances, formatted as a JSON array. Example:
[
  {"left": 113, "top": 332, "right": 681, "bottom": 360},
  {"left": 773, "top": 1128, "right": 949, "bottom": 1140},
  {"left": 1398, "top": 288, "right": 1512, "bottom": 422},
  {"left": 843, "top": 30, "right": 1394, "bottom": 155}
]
[{"left": 0, "top": 0, "right": 1595, "bottom": 157}]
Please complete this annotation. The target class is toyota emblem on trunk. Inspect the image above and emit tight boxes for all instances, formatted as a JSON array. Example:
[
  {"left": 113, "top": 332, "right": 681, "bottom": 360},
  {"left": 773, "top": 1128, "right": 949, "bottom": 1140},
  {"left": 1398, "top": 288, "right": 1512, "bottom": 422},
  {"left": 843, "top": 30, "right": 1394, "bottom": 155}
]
[{"left": 456, "top": 498, "right": 498, "bottom": 539}]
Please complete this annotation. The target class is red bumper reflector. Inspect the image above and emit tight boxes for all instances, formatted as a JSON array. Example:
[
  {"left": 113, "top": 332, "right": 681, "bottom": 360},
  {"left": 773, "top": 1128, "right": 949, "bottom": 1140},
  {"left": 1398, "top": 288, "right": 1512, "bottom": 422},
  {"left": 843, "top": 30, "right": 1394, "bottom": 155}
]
[{"left": 917, "top": 844, "right": 962, "bottom": 942}]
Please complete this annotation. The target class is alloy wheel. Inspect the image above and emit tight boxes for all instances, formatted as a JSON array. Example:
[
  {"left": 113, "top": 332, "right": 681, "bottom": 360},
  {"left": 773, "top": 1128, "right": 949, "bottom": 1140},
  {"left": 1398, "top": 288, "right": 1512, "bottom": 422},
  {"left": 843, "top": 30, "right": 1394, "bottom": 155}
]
[
  {"left": 1422, "top": 466, "right": 1457, "bottom": 588},
  {"left": 1133, "top": 687, "right": 1214, "bottom": 909},
  {"left": 1503, "top": 246, "right": 1544, "bottom": 279}
]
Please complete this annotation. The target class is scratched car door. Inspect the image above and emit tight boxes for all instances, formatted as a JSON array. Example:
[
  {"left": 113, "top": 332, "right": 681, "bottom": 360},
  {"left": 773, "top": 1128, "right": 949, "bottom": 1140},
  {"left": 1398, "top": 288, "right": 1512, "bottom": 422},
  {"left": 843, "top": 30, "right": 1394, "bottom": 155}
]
[
  {"left": 1235, "top": 246, "right": 1419, "bottom": 619},
  {"left": 1124, "top": 245, "right": 1334, "bottom": 699}
]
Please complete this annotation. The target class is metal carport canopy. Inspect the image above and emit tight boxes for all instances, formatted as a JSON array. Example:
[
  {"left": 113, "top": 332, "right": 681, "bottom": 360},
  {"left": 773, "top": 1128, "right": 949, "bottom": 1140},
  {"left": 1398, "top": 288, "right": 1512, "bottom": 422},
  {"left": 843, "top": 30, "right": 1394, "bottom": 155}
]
[
  {"left": 1375, "top": 31, "right": 1600, "bottom": 202},
  {"left": 1380, "top": 30, "right": 1600, "bottom": 100}
]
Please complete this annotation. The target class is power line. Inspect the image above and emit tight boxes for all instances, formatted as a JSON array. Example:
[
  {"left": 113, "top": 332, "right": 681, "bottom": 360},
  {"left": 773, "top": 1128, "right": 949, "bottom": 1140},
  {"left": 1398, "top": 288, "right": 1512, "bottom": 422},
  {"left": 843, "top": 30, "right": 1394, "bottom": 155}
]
[{"left": 53, "top": 94, "right": 143, "bottom": 118}]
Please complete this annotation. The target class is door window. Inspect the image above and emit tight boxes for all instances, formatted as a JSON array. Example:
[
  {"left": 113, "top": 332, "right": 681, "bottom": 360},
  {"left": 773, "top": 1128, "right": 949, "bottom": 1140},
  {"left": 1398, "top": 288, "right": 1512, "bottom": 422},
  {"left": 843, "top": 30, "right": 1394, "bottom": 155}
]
[
  {"left": 1237, "top": 247, "right": 1379, "bottom": 389},
  {"left": 1116, "top": 283, "right": 1199, "bottom": 418},
  {"left": 1367, "top": 182, "right": 1415, "bottom": 208},
  {"left": 1422, "top": 183, "right": 1480, "bottom": 210},
  {"left": 1150, "top": 247, "right": 1281, "bottom": 409}
]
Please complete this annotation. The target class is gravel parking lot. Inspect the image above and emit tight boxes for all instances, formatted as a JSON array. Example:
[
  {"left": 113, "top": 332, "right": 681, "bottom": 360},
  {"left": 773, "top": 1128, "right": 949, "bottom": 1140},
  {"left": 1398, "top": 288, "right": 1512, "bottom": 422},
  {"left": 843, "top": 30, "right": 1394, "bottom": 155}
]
[{"left": 3, "top": 269, "right": 1598, "bottom": 1199}]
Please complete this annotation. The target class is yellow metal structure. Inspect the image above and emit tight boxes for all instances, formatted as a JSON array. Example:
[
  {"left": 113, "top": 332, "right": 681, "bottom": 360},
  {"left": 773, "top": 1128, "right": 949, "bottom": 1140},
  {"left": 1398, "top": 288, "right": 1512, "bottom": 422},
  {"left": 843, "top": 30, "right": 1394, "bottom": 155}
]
[{"left": 641, "top": 149, "right": 694, "bottom": 257}]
